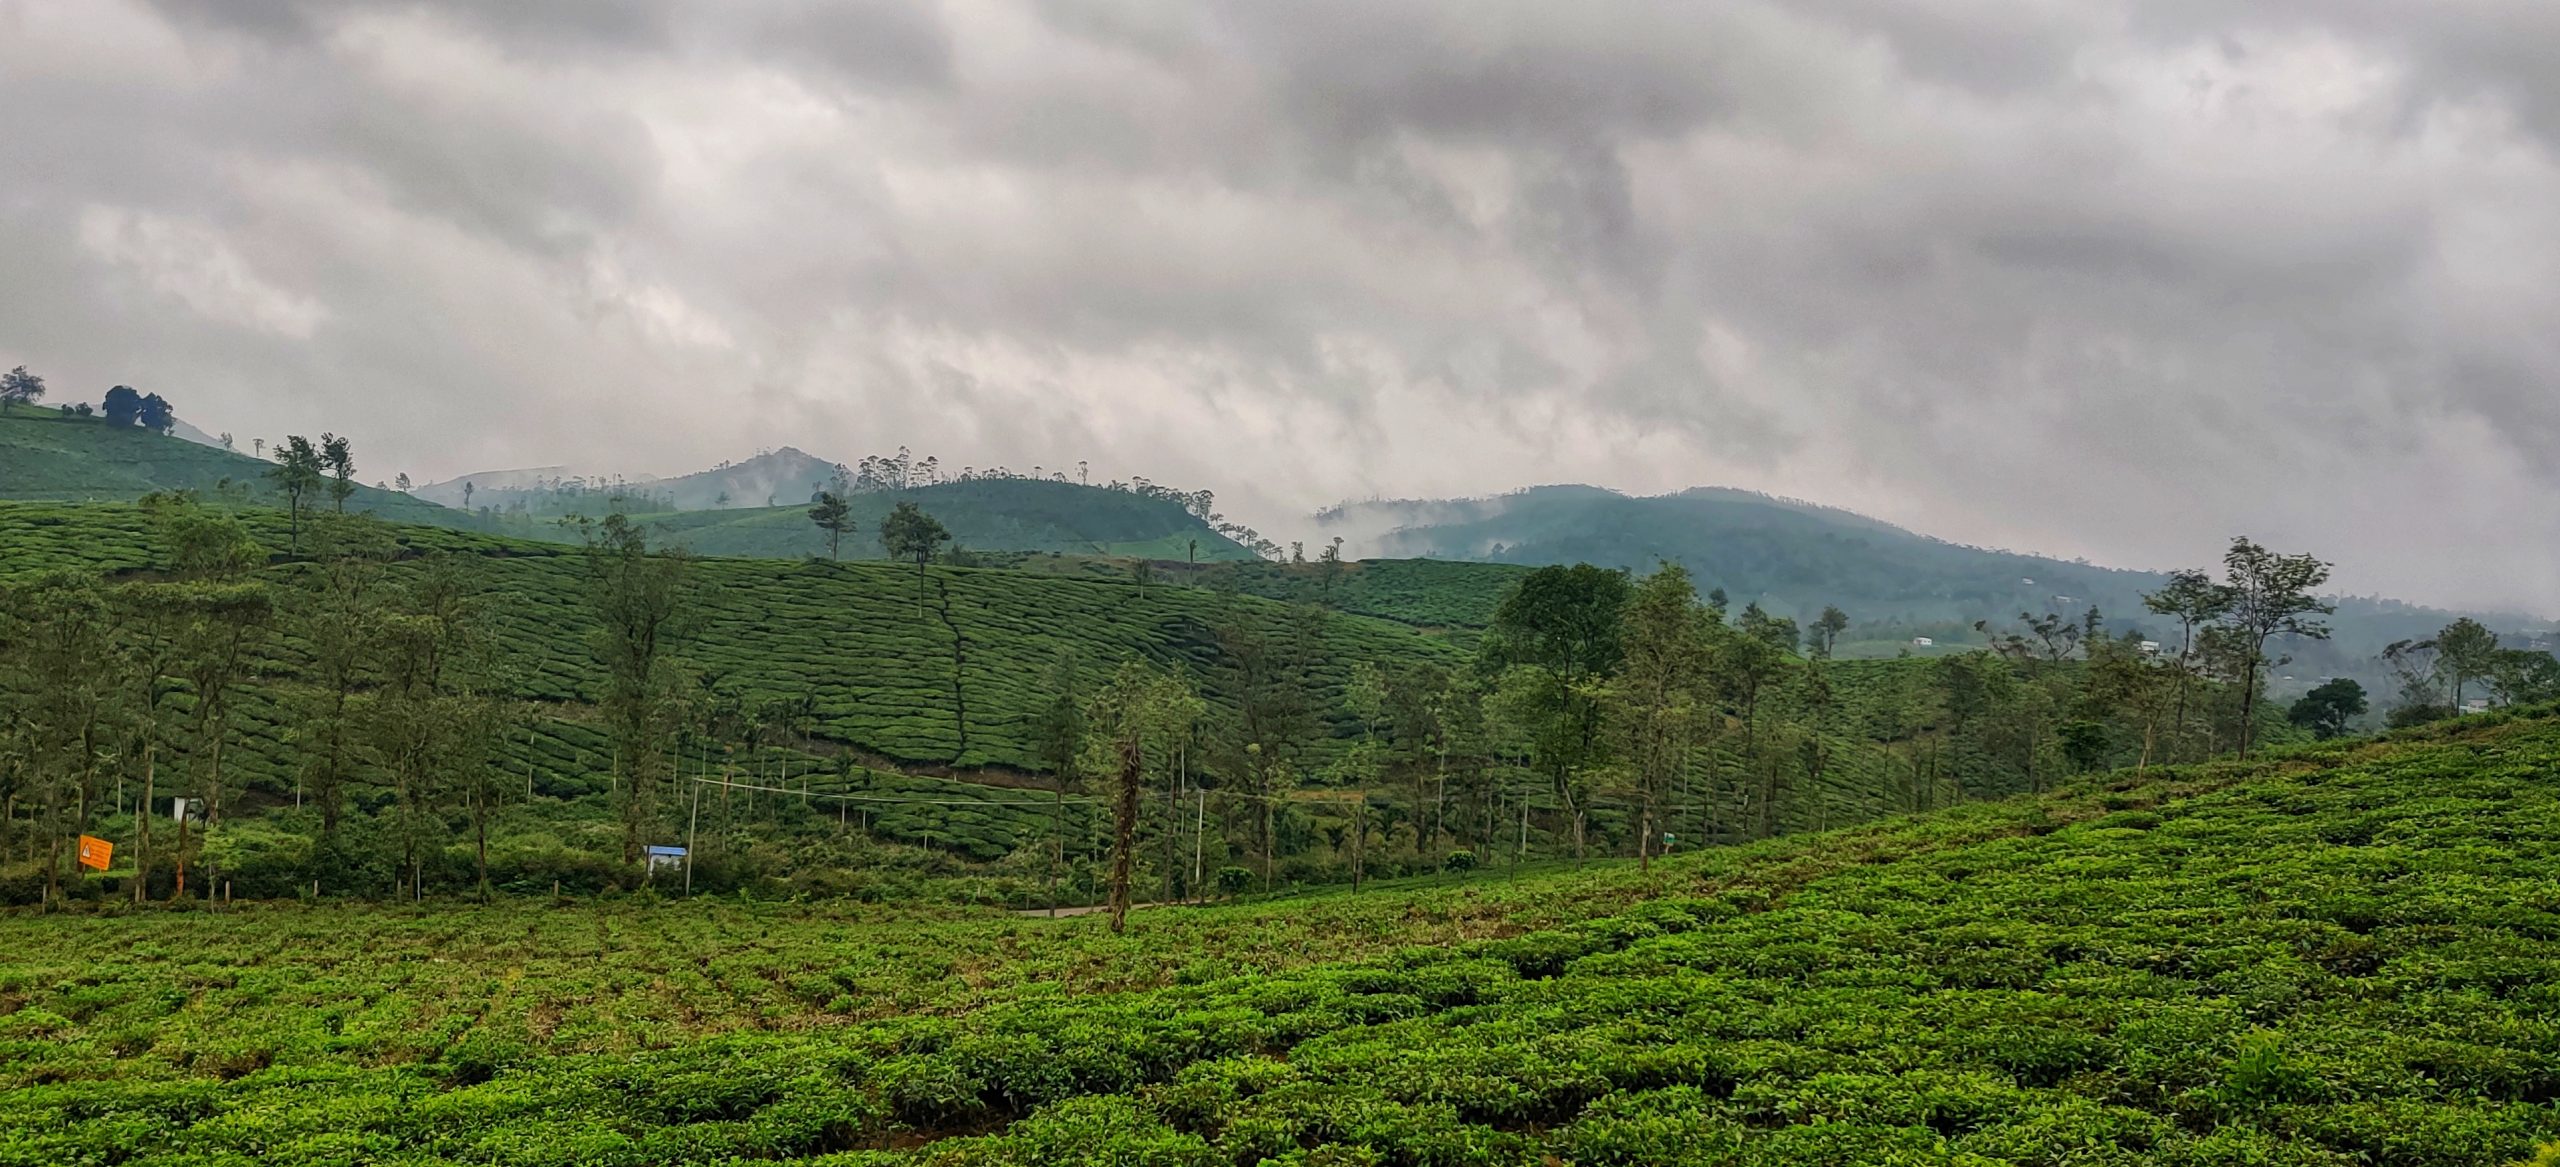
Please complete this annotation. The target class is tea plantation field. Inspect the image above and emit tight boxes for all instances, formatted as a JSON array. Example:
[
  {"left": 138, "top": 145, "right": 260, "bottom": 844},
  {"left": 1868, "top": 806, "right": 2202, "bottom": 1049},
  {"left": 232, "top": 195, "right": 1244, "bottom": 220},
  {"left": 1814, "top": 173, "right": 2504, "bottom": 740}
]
[
  {"left": 5, "top": 711, "right": 2557, "bottom": 1164},
  {"left": 0, "top": 500, "right": 1460, "bottom": 776},
  {"left": 4, "top": 501, "right": 1938, "bottom": 851}
]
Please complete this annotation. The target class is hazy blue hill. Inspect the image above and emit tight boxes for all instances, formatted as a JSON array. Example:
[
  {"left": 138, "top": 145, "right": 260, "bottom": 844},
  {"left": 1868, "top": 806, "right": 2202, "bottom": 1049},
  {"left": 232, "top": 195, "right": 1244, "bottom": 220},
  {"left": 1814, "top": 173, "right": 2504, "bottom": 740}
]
[
  {"left": 1317, "top": 484, "right": 2535, "bottom": 675},
  {"left": 637, "top": 476, "right": 1257, "bottom": 561},
  {"left": 0, "top": 410, "right": 481, "bottom": 532}
]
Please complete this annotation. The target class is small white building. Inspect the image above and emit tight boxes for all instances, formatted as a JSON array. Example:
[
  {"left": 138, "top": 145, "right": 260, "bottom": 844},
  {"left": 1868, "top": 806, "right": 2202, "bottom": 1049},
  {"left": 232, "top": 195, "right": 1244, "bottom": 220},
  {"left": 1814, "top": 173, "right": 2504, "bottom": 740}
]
[
  {"left": 1912, "top": 636, "right": 1935, "bottom": 648},
  {"left": 644, "top": 844, "right": 687, "bottom": 874},
  {"left": 2138, "top": 640, "right": 2162, "bottom": 656}
]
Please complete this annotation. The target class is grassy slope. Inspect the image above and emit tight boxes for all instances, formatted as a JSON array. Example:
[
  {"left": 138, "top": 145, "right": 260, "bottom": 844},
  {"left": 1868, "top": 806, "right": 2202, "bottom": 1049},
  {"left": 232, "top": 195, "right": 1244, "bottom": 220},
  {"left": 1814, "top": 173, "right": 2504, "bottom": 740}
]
[
  {"left": 0, "top": 411, "right": 474, "bottom": 531},
  {"left": 4, "top": 712, "right": 2556, "bottom": 1162}
]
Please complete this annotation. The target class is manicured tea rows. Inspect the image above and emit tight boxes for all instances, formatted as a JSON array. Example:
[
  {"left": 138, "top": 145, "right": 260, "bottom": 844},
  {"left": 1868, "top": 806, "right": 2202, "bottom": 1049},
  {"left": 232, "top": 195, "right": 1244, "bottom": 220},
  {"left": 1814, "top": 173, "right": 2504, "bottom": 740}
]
[
  {"left": 0, "top": 501, "right": 1460, "bottom": 774},
  {"left": 6, "top": 715, "right": 2557, "bottom": 1163}
]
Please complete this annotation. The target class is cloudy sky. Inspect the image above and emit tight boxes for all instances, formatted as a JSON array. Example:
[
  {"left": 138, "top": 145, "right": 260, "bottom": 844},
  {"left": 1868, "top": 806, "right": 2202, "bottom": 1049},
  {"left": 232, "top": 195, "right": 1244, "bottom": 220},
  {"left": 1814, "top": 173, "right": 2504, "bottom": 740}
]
[{"left": 4, "top": 1, "right": 2557, "bottom": 611}]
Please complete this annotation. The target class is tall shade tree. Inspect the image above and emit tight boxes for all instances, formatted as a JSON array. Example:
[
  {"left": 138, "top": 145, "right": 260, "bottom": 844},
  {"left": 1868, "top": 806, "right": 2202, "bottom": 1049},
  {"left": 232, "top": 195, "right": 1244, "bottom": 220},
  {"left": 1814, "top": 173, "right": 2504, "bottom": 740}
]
[
  {"left": 879, "top": 501, "right": 950, "bottom": 570},
  {"left": 1717, "top": 615, "right": 1789, "bottom": 837},
  {"left": 2430, "top": 617, "right": 2500, "bottom": 712},
  {"left": 1082, "top": 658, "right": 1199, "bottom": 933},
  {"left": 1481, "top": 563, "right": 1633, "bottom": 859},
  {"left": 1334, "top": 660, "right": 1388, "bottom": 888},
  {"left": 266, "top": 436, "right": 326, "bottom": 554},
  {"left": 138, "top": 393, "right": 175, "bottom": 435},
  {"left": 2141, "top": 569, "right": 2230, "bottom": 761},
  {"left": 2287, "top": 678, "right": 2368, "bottom": 740},
  {"left": 295, "top": 516, "right": 395, "bottom": 838},
  {"left": 880, "top": 501, "right": 951, "bottom": 614},
  {"left": 0, "top": 365, "right": 44, "bottom": 413},
  {"left": 579, "top": 513, "right": 691, "bottom": 869},
  {"left": 1811, "top": 606, "right": 1850, "bottom": 660},
  {"left": 1031, "top": 649, "right": 1087, "bottom": 917},
  {"left": 1610, "top": 563, "right": 1710, "bottom": 869},
  {"left": 373, "top": 554, "right": 501, "bottom": 899},
  {"left": 1381, "top": 661, "right": 1451, "bottom": 861},
  {"left": 1213, "top": 602, "right": 1317, "bottom": 887},
  {"left": 2214, "top": 537, "right": 2334, "bottom": 758},
  {"left": 101, "top": 385, "right": 144, "bottom": 427},
  {"left": 154, "top": 498, "right": 272, "bottom": 844},
  {"left": 320, "top": 433, "right": 356, "bottom": 514},
  {"left": 807, "top": 491, "right": 855, "bottom": 561}
]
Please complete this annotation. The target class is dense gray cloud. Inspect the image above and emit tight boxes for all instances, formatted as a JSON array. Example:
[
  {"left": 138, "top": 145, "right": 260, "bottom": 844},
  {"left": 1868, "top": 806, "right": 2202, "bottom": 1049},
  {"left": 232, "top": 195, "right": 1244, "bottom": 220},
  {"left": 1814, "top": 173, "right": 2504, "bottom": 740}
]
[{"left": 2, "top": 0, "right": 2556, "bottom": 611}]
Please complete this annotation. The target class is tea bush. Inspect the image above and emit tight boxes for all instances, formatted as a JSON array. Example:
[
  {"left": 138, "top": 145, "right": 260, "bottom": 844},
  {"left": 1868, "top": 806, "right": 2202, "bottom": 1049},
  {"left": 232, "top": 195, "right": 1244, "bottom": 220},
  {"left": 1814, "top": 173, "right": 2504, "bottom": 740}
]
[{"left": 5, "top": 715, "right": 2558, "bottom": 1163}]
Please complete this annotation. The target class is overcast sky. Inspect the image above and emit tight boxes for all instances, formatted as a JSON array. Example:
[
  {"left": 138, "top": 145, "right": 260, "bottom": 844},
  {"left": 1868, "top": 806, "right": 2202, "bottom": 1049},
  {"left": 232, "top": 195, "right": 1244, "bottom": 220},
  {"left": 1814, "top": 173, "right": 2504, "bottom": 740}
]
[{"left": 4, "top": 1, "right": 2557, "bottom": 612}]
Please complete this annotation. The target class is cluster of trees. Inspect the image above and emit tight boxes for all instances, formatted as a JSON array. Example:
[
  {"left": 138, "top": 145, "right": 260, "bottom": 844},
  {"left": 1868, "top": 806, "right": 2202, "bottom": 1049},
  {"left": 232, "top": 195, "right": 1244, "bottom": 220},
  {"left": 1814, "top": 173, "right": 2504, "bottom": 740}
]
[
  {"left": 1031, "top": 560, "right": 1938, "bottom": 915},
  {"left": 2377, "top": 617, "right": 2560, "bottom": 727},
  {"left": 805, "top": 495, "right": 952, "bottom": 570},
  {"left": 1952, "top": 537, "right": 2336, "bottom": 765},
  {"left": 0, "top": 366, "right": 177, "bottom": 432},
  {"left": 263, "top": 433, "right": 360, "bottom": 552},
  {"left": 0, "top": 496, "right": 505, "bottom": 903}
]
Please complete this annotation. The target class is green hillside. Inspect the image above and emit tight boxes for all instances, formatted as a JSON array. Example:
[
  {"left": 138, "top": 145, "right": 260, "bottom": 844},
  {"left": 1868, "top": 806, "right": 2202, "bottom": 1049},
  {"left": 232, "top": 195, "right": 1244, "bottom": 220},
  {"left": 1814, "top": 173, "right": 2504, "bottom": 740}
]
[
  {"left": 1322, "top": 486, "right": 2536, "bottom": 690},
  {"left": 6, "top": 711, "right": 2558, "bottom": 1163},
  {"left": 637, "top": 478, "right": 1258, "bottom": 562},
  {"left": 0, "top": 410, "right": 491, "bottom": 533}
]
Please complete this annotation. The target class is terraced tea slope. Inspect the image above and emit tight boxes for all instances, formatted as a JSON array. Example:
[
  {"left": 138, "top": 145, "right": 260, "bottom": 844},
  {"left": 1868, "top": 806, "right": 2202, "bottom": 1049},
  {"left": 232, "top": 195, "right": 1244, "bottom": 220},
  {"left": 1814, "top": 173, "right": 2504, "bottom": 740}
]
[{"left": 3, "top": 712, "right": 2555, "bottom": 1163}]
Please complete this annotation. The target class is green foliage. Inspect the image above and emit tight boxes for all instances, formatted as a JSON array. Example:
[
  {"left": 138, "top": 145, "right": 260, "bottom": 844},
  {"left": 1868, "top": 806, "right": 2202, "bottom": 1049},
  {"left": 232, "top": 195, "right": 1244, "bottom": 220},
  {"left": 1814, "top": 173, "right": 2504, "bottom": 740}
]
[{"left": 2289, "top": 678, "right": 2368, "bottom": 740}]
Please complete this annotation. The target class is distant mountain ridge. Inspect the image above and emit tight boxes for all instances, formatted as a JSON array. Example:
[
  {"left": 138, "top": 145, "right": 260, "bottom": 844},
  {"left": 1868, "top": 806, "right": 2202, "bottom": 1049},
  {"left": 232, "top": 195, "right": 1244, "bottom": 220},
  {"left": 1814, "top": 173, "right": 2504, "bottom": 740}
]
[
  {"left": 407, "top": 447, "right": 1259, "bottom": 561},
  {"left": 1314, "top": 484, "right": 2541, "bottom": 680}
]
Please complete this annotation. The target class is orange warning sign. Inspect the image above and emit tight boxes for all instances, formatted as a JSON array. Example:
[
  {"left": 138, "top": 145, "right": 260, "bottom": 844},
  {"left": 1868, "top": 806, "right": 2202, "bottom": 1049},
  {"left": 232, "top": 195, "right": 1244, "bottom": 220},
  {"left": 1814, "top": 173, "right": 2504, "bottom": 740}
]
[{"left": 77, "top": 835, "right": 113, "bottom": 871}]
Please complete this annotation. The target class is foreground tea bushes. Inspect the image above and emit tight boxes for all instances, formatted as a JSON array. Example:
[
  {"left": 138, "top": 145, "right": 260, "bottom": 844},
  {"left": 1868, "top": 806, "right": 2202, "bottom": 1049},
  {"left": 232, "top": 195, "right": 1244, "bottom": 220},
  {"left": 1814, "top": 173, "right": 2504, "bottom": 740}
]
[{"left": 5, "top": 720, "right": 2560, "bottom": 1164}]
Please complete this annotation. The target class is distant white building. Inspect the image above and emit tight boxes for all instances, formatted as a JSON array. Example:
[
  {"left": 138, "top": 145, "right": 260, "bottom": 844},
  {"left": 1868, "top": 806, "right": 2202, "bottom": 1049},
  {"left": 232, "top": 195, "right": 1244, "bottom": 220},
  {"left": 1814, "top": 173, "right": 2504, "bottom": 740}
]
[
  {"left": 1912, "top": 636, "right": 1935, "bottom": 648},
  {"left": 2463, "top": 698, "right": 2494, "bottom": 715},
  {"left": 2139, "top": 640, "right": 2162, "bottom": 656}
]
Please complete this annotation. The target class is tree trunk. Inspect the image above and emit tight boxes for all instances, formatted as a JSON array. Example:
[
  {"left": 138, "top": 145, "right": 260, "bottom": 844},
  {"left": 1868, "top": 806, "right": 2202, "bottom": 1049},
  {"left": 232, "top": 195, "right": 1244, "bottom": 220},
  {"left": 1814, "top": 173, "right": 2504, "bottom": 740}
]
[
  {"left": 1049, "top": 774, "right": 1065, "bottom": 919},
  {"left": 135, "top": 743, "right": 155, "bottom": 906},
  {"left": 2238, "top": 640, "right": 2263, "bottom": 759},
  {"left": 475, "top": 790, "right": 491, "bottom": 902},
  {"left": 1108, "top": 733, "right": 1141, "bottom": 934},
  {"left": 1637, "top": 795, "right": 1653, "bottom": 874},
  {"left": 1349, "top": 800, "right": 1364, "bottom": 892}
]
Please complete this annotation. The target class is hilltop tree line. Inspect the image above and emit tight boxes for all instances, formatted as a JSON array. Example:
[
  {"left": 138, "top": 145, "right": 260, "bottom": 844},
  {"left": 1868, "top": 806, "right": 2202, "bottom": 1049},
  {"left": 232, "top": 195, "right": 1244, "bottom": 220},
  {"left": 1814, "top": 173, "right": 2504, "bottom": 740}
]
[
  {"left": 2, "top": 366, "right": 180, "bottom": 434},
  {"left": 832, "top": 446, "right": 1283, "bottom": 559}
]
